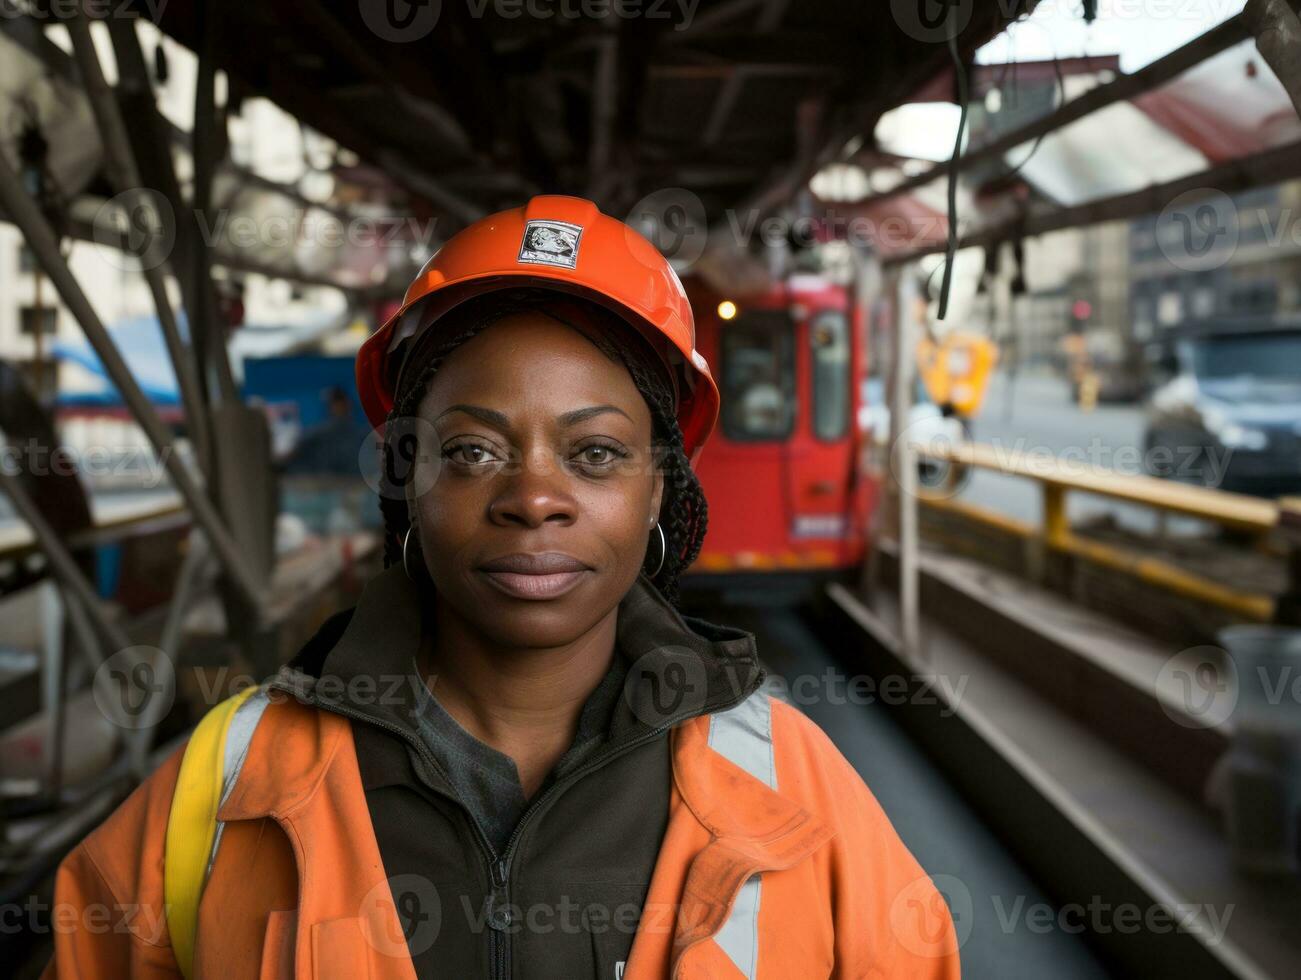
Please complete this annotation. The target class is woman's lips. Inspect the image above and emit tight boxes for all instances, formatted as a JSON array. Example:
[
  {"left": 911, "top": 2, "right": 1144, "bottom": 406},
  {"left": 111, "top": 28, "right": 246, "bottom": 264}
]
[{"left": 479, "top": 569, "right": 589, "bottom": 600}]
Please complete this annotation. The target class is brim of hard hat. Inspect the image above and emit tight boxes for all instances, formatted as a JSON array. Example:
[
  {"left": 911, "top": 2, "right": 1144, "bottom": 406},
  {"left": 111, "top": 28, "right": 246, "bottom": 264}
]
[{"left": 357, "top": 270, "right": 719, "bottom": 463}]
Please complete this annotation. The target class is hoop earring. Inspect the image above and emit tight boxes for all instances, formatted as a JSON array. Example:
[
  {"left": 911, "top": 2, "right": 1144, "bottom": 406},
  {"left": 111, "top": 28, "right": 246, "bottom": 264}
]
[
  {"left": 647, "top": 521, "right": 666, "bottom": 579},
  {"left": 403, "top": 526, "right": 420, "bottom": 582}
]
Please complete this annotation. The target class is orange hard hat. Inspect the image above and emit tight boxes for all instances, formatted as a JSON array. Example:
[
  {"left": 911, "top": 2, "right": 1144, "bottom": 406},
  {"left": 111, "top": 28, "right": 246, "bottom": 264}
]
[{"left": 357, "top": 195, "right": 719, "bottom": 463}]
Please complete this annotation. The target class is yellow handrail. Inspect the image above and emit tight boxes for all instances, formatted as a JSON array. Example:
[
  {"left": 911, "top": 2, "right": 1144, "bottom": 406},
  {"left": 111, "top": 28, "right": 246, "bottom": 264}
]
[{"left": 911, "top": 441, "right": 1282, "bottom": 622}]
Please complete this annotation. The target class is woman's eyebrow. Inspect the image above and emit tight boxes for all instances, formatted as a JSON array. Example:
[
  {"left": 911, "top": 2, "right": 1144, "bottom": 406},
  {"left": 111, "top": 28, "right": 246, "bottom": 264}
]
[
  {"left": 435, "top": 404, "right": 510, "bottom": 427},
  {"left": 559, "top": 405, "right": 633, "bottom": 426},
  {"left": 433, "top": 404, "right": 633, "bottom": 427}
]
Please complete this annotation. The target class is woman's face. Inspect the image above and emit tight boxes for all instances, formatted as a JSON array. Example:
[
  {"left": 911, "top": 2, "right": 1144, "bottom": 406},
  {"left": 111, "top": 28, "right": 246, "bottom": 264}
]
[{"left": 407, "top": 311, "right": 665, "bottom": 650}]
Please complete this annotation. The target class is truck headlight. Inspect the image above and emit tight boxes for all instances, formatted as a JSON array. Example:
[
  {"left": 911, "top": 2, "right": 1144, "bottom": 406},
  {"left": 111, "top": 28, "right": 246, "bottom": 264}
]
[{"left": 1218, "top": 423, "right": 1269, "bottom": 451}]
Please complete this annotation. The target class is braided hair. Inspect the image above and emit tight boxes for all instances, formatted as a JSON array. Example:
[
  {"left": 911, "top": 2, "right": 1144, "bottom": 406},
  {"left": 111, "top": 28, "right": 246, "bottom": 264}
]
[{"left": 378, "top": 287, "right": 708, "bottom": 607}]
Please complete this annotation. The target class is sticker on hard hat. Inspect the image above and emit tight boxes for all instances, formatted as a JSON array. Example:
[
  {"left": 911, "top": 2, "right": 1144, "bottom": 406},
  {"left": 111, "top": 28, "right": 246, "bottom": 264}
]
[{"left": 518, "top": 219, "right": 583, "bottom": 270}]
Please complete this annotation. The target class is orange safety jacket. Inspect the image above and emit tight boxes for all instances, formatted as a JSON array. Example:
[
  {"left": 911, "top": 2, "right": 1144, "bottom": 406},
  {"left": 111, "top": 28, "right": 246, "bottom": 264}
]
[{"left": 41, "top": 683, "right": 960, "bottom": 978}]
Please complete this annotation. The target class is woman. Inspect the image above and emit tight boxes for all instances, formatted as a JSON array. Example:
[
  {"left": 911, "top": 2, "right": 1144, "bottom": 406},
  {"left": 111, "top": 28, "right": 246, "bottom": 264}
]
[{"left": 44, "top": 196, "right": 959, "bottom": 978}]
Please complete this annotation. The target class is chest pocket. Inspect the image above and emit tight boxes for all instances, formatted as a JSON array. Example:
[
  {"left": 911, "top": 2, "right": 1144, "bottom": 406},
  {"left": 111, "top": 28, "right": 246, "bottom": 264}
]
[
  {"left": 312, "top": 918, "right": 373, "bottom": 980},
  {"left": 258, "top": 909, "right": 296, "bottom": 980}
]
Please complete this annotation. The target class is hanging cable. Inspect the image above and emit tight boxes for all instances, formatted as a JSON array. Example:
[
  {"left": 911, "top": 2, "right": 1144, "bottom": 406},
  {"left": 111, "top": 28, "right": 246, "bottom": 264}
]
[
  {"left": 936, "top": 14, "right": 970, "bottom": 321},
  {"left": 1000, "top": 50, "right": 1066, "bottom": 182}
]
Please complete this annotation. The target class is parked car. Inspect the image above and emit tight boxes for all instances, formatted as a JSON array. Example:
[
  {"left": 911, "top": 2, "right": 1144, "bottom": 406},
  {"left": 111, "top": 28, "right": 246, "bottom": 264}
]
[{"left": 1143, "top": 318, "right": 1301, "bottom": 496}]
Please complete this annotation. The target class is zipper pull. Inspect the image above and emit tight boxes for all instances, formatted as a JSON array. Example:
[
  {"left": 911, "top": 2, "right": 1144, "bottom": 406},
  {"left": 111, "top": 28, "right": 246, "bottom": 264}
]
[{"left": 486, "top": 857, "right": 513, "bottom": 931}]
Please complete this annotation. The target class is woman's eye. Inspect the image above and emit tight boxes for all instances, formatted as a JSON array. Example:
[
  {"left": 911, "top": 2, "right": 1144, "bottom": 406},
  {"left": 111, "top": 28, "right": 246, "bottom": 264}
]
[
  {"left": 443, "top": 443, "right": 499, "bottom": 466},
  {"left": 572, "top": 443, "right": 629, "bottom": 471}
]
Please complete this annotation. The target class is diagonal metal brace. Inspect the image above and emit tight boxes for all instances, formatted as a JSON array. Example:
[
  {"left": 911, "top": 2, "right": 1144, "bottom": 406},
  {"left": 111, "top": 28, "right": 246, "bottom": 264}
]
[{"left": 0, "top": 149, "right": 267, "bottom": 615}]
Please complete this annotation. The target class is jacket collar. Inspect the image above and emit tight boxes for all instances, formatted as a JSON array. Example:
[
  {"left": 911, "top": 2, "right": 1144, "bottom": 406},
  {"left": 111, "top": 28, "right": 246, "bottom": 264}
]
[
  {"left": 220, "top": 570, "right": 833, "bottom": 964},
  {"left": 231, "top": 565, "right": 768, "bottom": 819}
]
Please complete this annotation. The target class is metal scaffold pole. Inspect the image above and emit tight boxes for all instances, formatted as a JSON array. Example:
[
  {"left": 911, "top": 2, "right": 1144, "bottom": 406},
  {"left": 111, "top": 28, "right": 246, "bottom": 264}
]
[
  {"left": 0, "top": 148, "right": 266, "bottom": 612},
  {"left": 893, "top": 268, "right": 921, "bottom": 664},
  {"left": 1246, "top": 0, "right": 1301, "bottom": 117},
  {"left": 0, "top": 468, "right": 163, "bottom": 777},
  {"left": 65, "top": 12, "right": 213, "bottom": 475}
]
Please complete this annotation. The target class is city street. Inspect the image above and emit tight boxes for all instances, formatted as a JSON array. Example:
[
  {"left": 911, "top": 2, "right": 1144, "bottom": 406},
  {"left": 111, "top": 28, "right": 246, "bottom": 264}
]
[{"left": 961, "top": 369, "right": 1159, "bottom": 531}]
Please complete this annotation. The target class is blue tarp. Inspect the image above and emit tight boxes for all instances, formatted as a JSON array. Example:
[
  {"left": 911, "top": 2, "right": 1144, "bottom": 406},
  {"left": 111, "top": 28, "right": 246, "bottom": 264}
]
[{"left": 51, "top": 314, "right": 183, "bottom": 407}]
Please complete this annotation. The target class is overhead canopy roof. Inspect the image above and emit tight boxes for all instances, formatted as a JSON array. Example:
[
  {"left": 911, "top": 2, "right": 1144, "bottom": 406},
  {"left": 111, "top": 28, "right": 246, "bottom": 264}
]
[
  {"left": 1008, "top": 39, "right": 1301, "bottom": 208},
  {"left": 817, "top": 22, "right": 1301, "bottom": 263},
  {"left": 122, "top": 0, "right": 1028, "bottom": 235}
]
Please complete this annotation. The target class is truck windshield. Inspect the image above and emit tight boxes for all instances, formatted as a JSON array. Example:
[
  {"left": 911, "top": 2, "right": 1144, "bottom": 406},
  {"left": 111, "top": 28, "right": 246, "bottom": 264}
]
[
  {"left": 720, "top": 310, "right": 796, "bottom": 441},
  {"left": 1191, "top": 333, "right": 1301, "bottom": 382}
]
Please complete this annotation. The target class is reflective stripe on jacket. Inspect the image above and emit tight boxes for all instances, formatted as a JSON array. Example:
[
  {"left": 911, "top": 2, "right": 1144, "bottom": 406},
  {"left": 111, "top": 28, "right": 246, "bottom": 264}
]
[{"left": 41, "top": 684, "right": 960, "bottom": 978}]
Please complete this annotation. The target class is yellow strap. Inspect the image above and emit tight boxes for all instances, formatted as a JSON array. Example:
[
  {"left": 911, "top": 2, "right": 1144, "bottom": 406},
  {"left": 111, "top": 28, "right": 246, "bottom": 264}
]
[{"left": 164, "top": 685, "right": 260, "bottom": 979}]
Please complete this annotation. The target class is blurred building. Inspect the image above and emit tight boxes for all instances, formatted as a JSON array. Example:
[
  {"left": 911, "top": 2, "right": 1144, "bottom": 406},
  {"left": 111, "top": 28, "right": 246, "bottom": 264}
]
[{"left": 1130, "top": 179, "right": 1301, "bottom": 339}]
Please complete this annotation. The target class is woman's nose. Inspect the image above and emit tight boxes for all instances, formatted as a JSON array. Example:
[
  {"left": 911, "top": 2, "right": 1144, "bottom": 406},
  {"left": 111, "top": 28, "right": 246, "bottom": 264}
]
[{"left": 487, "top": 448, "right": 577, "bottom": 528}]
